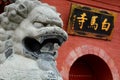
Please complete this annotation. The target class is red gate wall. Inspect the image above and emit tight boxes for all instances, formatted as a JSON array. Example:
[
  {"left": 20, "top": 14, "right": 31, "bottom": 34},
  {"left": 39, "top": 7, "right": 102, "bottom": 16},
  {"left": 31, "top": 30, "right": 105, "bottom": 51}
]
[{"left": 42, "top": 0, "right": 120, "bottom": 80}]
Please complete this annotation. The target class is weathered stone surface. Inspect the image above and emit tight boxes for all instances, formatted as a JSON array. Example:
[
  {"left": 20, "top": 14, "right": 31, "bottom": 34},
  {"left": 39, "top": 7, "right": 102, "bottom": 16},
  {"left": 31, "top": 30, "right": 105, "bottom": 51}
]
[{"left": 0, "top": 0, "right": 68, "bottom": 80}]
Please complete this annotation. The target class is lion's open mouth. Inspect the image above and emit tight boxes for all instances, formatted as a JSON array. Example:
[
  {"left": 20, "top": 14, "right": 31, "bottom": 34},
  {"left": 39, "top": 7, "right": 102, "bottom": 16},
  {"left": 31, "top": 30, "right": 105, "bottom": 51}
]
[
  {"left": 22, "top": 37, "right": 41, "bottom": 52},
  {"left": 22, "top": 36, "right": 62, "bottom": 53},
  {"left": 22, "top": 26, "right": 68, "bottom": 53}
]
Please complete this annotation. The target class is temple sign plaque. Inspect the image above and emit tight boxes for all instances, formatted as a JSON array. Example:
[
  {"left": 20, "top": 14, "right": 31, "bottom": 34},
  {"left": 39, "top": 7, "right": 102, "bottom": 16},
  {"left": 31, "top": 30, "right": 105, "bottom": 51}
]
[{"left": 67, "top": 4, "right": 116, "bottom": 40}]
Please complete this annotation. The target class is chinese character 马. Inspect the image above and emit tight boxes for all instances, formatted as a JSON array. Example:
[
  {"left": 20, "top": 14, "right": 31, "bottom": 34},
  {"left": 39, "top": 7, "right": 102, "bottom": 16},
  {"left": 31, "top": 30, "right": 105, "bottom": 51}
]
[{"left": 89, "top": 16, "right": 98, "bottom": 30}]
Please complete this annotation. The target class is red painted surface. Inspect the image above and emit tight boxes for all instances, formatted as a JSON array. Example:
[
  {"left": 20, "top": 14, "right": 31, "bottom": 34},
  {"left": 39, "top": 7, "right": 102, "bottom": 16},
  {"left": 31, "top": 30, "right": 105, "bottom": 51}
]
[{"left": 42, "top": 0, "right": 120, "bottom": 80}]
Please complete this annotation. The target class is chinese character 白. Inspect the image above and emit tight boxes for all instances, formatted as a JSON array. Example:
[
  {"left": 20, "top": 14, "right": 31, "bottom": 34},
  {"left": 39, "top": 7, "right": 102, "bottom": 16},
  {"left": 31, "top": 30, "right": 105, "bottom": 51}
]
[
  {"left": 89, "top": 16, "right": 98, "bottom": 30},
  {"left": 77, "top": 13, "right": 88, "bottom": 29},
  {"left": 102, "top": 18, "right": 110, "bottom": 31}
]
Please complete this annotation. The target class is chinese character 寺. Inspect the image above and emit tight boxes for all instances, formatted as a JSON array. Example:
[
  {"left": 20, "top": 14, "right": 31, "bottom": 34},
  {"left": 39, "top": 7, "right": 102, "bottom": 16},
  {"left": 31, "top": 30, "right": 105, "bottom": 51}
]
[
  {"left": 77, "top": 13, "right": 88, "bottom": 29},
  {"left": 102, "top": 18, "right": 110, "bottom": 31},
  {"left": 89, "top": 16, "right": 98, "bottom": 30}
]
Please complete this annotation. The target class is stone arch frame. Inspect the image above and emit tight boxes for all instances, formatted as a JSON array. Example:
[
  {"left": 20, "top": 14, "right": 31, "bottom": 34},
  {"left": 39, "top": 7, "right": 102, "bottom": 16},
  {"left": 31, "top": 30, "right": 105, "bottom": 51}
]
[{"left": 60, "top": 45, "right": 120, "bottom": 80}]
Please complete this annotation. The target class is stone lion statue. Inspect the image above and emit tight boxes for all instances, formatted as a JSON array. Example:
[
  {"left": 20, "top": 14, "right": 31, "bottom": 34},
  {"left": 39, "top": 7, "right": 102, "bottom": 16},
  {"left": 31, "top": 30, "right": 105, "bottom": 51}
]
[{"left": 0, "top": 0, "right": 68, "bottom": 80}]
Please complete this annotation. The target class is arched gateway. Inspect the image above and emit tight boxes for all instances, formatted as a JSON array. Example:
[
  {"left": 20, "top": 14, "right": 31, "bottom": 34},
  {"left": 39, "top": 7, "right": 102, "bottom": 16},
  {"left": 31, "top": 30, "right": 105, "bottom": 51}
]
[
  {"left": 60, "top": 45, "right": 119, "bottom": 80},
  {"left": 69, "top": 54, "right": 113, "bottom": 80}
]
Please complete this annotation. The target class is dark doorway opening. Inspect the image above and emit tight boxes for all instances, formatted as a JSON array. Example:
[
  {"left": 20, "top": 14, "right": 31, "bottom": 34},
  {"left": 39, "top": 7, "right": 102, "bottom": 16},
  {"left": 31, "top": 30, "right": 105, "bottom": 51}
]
[{"left": 69, "top": 54, "right": 113, "bottom": 80}]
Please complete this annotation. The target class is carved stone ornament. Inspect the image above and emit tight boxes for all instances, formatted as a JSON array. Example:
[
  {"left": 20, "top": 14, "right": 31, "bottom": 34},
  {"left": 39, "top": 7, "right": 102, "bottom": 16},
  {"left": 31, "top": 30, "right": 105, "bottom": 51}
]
[{"left": 0, "top": 0, "right": 68, "bottom": 80}]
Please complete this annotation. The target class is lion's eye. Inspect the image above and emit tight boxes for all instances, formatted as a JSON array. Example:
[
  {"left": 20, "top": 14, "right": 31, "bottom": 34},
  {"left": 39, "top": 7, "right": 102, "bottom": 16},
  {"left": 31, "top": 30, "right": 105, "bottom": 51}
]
[{"left": 33, "top": 22, "right": 44, "bottom": 28}]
